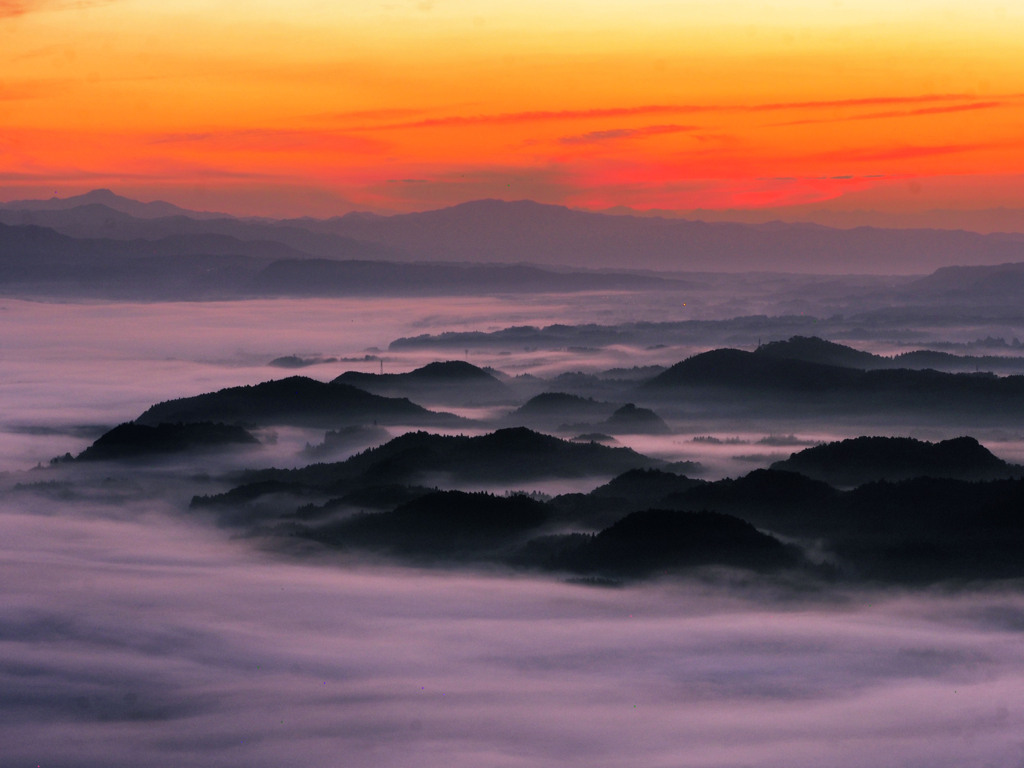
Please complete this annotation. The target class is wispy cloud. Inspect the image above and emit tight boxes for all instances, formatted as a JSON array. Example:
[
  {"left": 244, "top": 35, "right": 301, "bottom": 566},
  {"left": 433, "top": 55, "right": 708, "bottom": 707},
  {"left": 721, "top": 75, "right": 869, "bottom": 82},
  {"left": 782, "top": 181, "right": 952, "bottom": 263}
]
[
  {"left": 306, "top": 107, "right": 436, "bottom": 123},
  {"left": 363, "top": 94, "right": 986, "bottom": 132},
  {"left": 812, "top": 142, "right": 992, "bottom": 163},
  {"left": 748, "top": 94, "right": 980, "bottom": 112},
  {"left": 772, "top": 101, "right": 1007, "bottom": 127},
  {"left": 147, "top": 128, "right": 385, "bottom": 154},
  {"left": 376, "top": 105, "right": 707, "bottom": 131},
  {"left": 559, "top": 124, "right": 699, "bottom": 145},
  {"left": 0, "top": 163, "right": 276, "bottom": 184}
]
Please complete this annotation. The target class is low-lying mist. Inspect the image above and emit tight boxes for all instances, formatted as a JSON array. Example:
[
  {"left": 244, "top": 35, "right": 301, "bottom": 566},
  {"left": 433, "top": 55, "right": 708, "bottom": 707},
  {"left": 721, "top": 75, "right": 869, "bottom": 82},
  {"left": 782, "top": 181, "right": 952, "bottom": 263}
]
[
  {"left": 4, "top": 496, "right": 1024, "bottom": 768},
  {"left": 7, "top": 293, "right": 1024, "bottom": 766}
]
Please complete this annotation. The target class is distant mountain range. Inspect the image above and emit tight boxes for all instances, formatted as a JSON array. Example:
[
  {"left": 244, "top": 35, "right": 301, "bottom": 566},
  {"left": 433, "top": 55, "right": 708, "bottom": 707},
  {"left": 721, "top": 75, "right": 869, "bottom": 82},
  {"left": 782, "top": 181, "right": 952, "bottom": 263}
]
[
  {"left": 0, "top": 188, "right": 232, "bottom": 220},
  {"left": 294, "top": 198, "right": 1024, "bottom": 273},
  {"left": 0, "top": 219, "right": 685, "bottom": 299},
  {"left": 4, "top": 191, "right": 1024, "bottom": 292}
]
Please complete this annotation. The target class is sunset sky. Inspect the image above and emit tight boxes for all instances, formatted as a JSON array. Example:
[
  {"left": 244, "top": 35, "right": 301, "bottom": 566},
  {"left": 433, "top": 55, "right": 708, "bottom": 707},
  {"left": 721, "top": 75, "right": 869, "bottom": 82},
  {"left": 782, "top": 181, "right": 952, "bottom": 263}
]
[{"left": 2, "top": 0, "right": 1023, "bottom": 217}]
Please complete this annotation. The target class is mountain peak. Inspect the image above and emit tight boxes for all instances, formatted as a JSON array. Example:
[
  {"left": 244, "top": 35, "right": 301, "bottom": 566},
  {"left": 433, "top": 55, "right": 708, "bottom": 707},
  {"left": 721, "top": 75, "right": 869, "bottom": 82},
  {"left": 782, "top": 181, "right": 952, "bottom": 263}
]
[{"left": 0, "top": 189, "right": 230, "bottom": 220}]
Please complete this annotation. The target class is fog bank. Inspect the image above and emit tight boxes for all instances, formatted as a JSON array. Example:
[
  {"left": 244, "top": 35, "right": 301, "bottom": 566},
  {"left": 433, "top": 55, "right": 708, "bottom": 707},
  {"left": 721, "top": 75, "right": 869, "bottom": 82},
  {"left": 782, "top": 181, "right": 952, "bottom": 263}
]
[{"left": 3, "top": 497, "right": 1024, "bottom": 767}]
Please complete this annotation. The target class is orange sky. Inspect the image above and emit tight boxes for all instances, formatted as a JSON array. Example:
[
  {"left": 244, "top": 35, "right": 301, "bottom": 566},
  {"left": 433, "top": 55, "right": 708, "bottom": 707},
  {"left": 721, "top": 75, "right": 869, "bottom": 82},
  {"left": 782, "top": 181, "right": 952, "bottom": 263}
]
[{"left": 2, "top": 0, "right": 1023, "bottom": 217}]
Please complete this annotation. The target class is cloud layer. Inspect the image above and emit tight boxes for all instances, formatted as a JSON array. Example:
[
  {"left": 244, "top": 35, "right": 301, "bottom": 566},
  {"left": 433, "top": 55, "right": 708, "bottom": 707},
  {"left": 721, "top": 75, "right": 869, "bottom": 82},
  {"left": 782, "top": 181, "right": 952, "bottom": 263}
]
[
  {"left": 5, "top": 294, "right": 1024, "bottom": 766},
  {"left": 4, "top": 496, "right": 1024, "bottom": 767}
]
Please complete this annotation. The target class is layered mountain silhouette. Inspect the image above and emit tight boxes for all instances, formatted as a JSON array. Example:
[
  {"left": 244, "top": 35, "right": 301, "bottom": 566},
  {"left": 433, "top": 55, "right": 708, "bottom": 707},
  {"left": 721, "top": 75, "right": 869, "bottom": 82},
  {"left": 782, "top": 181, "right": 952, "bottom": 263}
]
[
  {"left": 301, "top": 425, "right": 391, "bottom": 460},
  {"left": 305, "top": 490, "right": 550, "bottom": 560},
  {"left": 0, "top": 219, "right": 686, "bottom": 299},
  {"left": 136, "top": 376, "right": 458, "bottom": 429},
  {"left": 193, "top": 427, "right": 666, "bottom": 508},
  {"left": 282, "top": 198, "right": 1024, "bottom": 273},
  {"left": 507, "top": 394, "right": 669, "bottom": 434},
  {"left": 754, "top": 335, "right": 1024, "bottom": 374},
  {"left": 508, "top": 393, "right": 615, "bottom": 426},
  {"left": 642, "top": 346, "right": 1024, "bottom": 418},
  {"left": 156, "top": 416, "right": 1024, "bottom": 583},
  {"left": 825, "top": 476, "right": 1024, "bottom": 581},
  {"left": 549, "top": 468, "right": 706, "bottom": 529},
  {"left": 516, "top": 509, "right": 802, "bottom": 578},
  {"left": 5, "top": 194, "right": 1024, "bottom": 303},
  {"left": 334, "top": 361, "right": 513, "bottom": 405},
  {"left": 543, "top": 461, "right": 1024, "bottom": 581},
  {"left": 901, "top": 261, "right": 1024, "bottom": 304},
  {"left": 0, "top": 198, "right": 397, "bottom": 260},
  {"left": 754, "top": 336, "right": 886, "bottom": 369},
  {"left": 0, "top": 189, "right": 230, "bottom": 219},
  {"left": 74, "top": 422, "right": 258, "bottom": 461},
  {"left": 295, "top": 488, "right": 803, "bottom": 578},
  {"left": 770, "top": 436, "right": 1021, "bottom": 485},
  {"left": 601, "top": 403, "right": 671, "bottom": 434}
]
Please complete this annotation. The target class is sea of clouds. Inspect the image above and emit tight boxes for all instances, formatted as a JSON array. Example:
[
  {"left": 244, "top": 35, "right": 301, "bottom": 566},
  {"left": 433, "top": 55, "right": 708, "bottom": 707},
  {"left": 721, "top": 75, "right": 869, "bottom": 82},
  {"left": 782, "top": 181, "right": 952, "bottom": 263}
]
[
  {"left": 4, "top": 295, "right": 1024, "bottom": 766},
  {"left": 5, "top": 495, "right": 1024, "bottom": 767}
]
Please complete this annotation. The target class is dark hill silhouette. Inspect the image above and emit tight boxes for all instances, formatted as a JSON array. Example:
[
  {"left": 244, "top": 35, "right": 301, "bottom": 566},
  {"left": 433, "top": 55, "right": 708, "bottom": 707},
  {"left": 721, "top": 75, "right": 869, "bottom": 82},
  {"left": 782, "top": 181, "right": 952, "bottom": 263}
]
[
  {"left": 75, "top": 422, "right": 258, "bottom": 461},
  {"left": 508, "top": 393, "right": 615, "bottom": 426},
  {"left": 590, "top": 468, "right": 705, "bottom": 501},
  {"left": 600, "top": 403, "right": 671, "bottom": 434},
  {"left": 305, "top": 490, "right": 549, "bottom": 559},
  {"left": 646, "top": 348, "right": 857, "bottom": 391},
  {"left": 333, "top": 361, "right": 512, "bottom": 404},
  {"left": 672, "top": 469, "right": 841, "bottom": 536},
  {"left": 643, "top": 347, "right": 1024, "bottom": 418},
  {"left": 830, "top": 477, "right": 1024, "bottom": 582},
  {"left": 302, "top": 425, "right": 391, "bottom": 460},
  {"left": 571, "top": 463, "right": 1024, "bottom": 582},
  {"left": 522, "top": 509, "right": 800, "bottom": 578},
  {"left": 407, "top": 361, "right": 500, "bottom": 381},
  {"left": 754, "top": 336, "right": 885, "bottom": 369},
  {"left": 269, "top": 355, "right": 338, "bottom": 369},
  {"left": 136, "top": 376, "right": 456, "bottom": 429},
  {"left": 196, "top": 427, "right": 665, "bottom": 507},
  {"left": 547, "top": 468, "right": 705, "bottom": 529},
  {"left": 754, "top": 336, "right": 1024, "bottom": 375},
  {"left": 771, "top": 436, "right": 1020, "bottom": 485},
  {"left": 292, "top": 490, "right": 802, "bottom": 578},
  {"left": 548, "top": 464, "right": 1024, "bottom": 582}
]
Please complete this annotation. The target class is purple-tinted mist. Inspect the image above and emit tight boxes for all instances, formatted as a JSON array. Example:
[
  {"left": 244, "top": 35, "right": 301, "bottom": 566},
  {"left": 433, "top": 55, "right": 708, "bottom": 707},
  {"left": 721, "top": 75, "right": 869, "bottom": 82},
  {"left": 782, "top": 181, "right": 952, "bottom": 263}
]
[{"left": 2, "top": 498, "right": 1024, "bottom": 768}]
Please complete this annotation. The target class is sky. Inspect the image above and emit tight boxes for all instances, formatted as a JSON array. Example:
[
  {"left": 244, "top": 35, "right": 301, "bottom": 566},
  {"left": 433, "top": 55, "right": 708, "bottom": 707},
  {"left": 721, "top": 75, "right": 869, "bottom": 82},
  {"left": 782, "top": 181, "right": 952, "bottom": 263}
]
[{"left": 2, "top": 0, "right": 1023, "bottom": 217}]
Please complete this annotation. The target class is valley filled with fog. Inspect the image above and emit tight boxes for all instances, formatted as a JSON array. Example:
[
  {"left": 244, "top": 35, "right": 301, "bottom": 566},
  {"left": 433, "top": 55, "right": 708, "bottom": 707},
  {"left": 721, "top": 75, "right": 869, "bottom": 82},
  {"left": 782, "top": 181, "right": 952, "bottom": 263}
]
[
  {"left": 6, "top": 0, "right": 1024, "bottom": 757},
  {"left": 5, "top": 284, "right": 1024, "bottom": 766}
]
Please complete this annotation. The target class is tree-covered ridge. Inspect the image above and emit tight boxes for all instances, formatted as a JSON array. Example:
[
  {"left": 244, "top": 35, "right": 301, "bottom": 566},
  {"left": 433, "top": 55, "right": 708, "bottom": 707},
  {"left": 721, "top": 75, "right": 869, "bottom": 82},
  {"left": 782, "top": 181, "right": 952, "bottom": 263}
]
[{"left": 135, "top": 376, "right": 459, "bottom": 428}]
